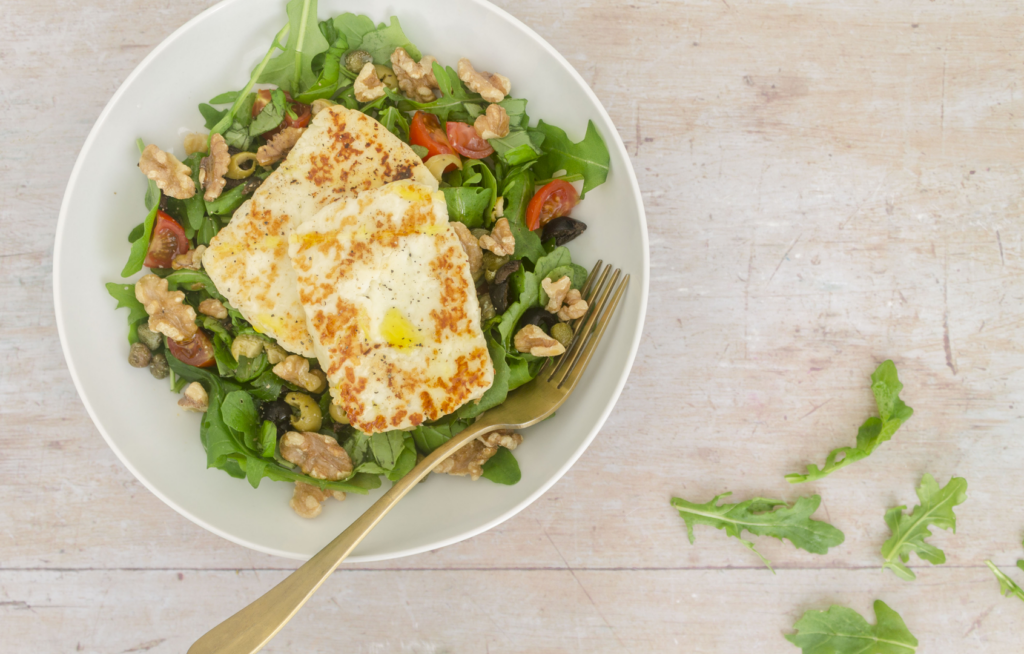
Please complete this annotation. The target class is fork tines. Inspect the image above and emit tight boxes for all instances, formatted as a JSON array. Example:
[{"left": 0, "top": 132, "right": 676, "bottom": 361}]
[{"left": 548, "top": 260, "right": 629, "bottom": 388}]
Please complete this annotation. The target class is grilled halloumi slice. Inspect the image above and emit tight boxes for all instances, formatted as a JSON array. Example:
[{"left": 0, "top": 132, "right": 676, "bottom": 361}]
[
  {"left": 289, "top": 180, "right": 494, "bottom": 433},
  {"left": 202, "top": 106, "right": 437, "bottom": 356}
]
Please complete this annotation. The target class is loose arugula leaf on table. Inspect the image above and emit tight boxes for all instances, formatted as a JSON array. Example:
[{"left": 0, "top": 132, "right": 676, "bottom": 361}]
[
  {"left": 986, "top": 559, "right": 1024, "bottom": 602},
  {"left": 257, "top": 0, "right": 330, "bottom": 95},
  {"left": 670, "top": 492, "right": 845, "bottom": 572},
  {"left": 880, "top": 473, "right": 967, "bottom": 580},
  {"left": 121, "top": 203, "right": 159, "bottom": 277},
  {"left": 530, "top": 120, "right": 610, "bottom": 198},
  {"left": 787, "top": 360, "right": 914, "bottom": 483},
  {"left": 785, "top": 600, "right": 918, "bottom": 654}
]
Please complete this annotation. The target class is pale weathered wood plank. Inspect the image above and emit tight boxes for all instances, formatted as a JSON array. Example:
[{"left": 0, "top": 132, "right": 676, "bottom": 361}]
[{"left": 2, "top": 0, "right": 1024, "bottom": 651}]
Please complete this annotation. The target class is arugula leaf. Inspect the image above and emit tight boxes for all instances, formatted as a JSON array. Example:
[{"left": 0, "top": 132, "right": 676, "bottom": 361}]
[
  {"left": 986, "top": 560, "right": 1024, "bottom": 602},
  {"left": 357, "top": 16, "right": 421, "bottom": 64},
  {"left": 331, "top": 13, "right": 376, "bottom": 52},
  {"left": 257, "top": 0, "right": 330, "bottom": 95},
  {"left": 530, "top": 120, "right": 610, "bottom": 198},
  {"left": 121, "top": 203, "right": 159, "bottom": 277},
  {"left": 670, "top": 492, "right": 844, "bottom": 571},
  {"left": 198, "top": 104, "right": 228, "bottom": 130},
  {"left": 135, "top": 139, "right": 160, "bottom": 210},
  {"left": 787, "top": 360, "right": 914, "bottom": 483},
  {"left": 105, "top": 282, "right": 148, "bottom": 343},
  {"left": 205, "top": 183, "right": 250, "bottom": 217},
  {"left": 880, "top": 473, "right": 968, "bottom": 580},
  {"left": 181, "top": 153, "right": 206, "bottom": 231},
  {"left": 546, "top": 264, "right": 589, "bottom": 290},
  {"left": 250, "top": 99, "right": 286, "bottom": 136},
  {"left": 481, "top": 447, "right": 521, "bottom": 485},
  {"left": 442, "top": 186, "right": 490, "bottom": 228},
  {"left": 785, "top": 600, "right": 918, "bottom": 653},
  {"left": 294, "top": 32, "right": 350, "bottom": 103},
  {"left": 211, "top": 24, "right": 289, "bottom": 136},
  {"left": 458, "top": 338, "right": 510, "bottom": 420},
  {"left": 489, "top": 130, "right": 541, "bottom": 165},
  {"left": 496, "top": 270, "right": 540, "bottom": 349},
  {"left": 221, "top": 391, "right": 259, "bottom": 449},
  {"left": 501, "top": 171, "right": 545, "bottom": 263}
]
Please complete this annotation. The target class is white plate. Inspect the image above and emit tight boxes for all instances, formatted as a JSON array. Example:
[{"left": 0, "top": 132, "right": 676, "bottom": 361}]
[{"left": 53, "top": 0, "right": 648, "bottom": 561}]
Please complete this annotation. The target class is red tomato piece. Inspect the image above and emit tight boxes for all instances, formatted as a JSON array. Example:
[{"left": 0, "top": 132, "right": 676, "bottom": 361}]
[
  {"left": 284, "top": 102, "right": 311, "bottom": 129},
  {"left": 526, "top": 180, "right": 580, "bottom": 231},
  {"left": 410, "top": 111, "right": 456, "bottom": 160},
  {"left": 168, "top": 329, "right": 216, "bottom": 368},
  {"left": 144, "top": 210, "right": 190, "bottom": 269},
  {"left": 445, "top": 121, "right": 494, "bottom": 159}
]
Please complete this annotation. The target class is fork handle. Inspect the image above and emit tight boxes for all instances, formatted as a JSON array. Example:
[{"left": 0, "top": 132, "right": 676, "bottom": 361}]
[{"left": 187, "top": 416, "right": 502, "bottom": 654}]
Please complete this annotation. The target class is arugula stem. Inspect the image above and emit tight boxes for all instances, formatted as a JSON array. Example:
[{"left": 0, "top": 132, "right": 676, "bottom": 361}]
[
  {"left": 211, "top": 23, "right": 290, "bottom": 135},
  {"left": 292, "top": 0, "right": 315, "bottom": 94}
]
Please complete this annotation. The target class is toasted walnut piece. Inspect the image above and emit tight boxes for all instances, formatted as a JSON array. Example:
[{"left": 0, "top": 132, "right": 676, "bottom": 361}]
[
  {"left": 256, "top": 126, "right": 305, "bottom": 166},
  {"left": 171, "top": 245, "right": 206, "bottom": 271},
  {"left": 265, "top": 342, "right": 288, "bottom": 365},
  {"left": 310, "top": 98, "right": 335, "bottom": 116},
  {"left": 479, "top": 217, "right": 515, "bottom": 256},
  {"left": 353, "top": 62, "right": 386, "bottom": 103},
  {"left": 280, "top": 432, "right": 353, "bottom": 481},
  {"left": 199, "top": 133, "right": 230, "bottom": 201},
  {"left": 178, "top": 382, "right": 208, "bottom": 412},
  {"left": 139, "top": 144, "right": 196, "bottom": 200},
  {"left": 457, "top": 58, "right": 511, "bottom": 103},
  {"left": 434, "top": 429, "right": 523, "bottom": 480},
  {"left": 474, "top": 104, "right": 510, "bottom": 140},
  {"left": 450, "top": 221, "right": 482, "bottom": 276},
  {"left": 514, "top": 324, "right": 565, "bottom": 357},
  {"left": 183, "top": 132, "right": 210, "bottom": 156},
  {"left": 273, "top": 355, "right": 326, "bottom": 393},
  {"left": 198, "top": 298, "right": 228, "bottom": 320},
  {"left": 391, "top": 47, "right": 439, "bottom": 102},
  {"left": 557, "top": 289, "right": 588, "bottom": 321},
  {"left": 542, "top": 275, "right": 572, "bottom": 313},
  {"left": 135, "top": 274, "right": 198, "bottom": 343},
  {"left": 290, "top": 481, "right": 346, "bottom": 518}
]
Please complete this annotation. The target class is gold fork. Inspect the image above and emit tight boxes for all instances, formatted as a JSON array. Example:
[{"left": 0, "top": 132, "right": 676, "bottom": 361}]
[{"left": 188, "top": 261, "right": 629, "bottom": 654}]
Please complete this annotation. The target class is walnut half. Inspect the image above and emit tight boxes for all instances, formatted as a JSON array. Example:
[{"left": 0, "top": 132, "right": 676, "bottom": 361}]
[
  {"left": 134, "top": 274, "right": 198, "bottom": 343},
  {"left": 138, "top": 144, "right": 196, "bottom": 199},
  {"left": 391, "top": 47, "right": 439, "bottom": 102},
  {"left": 290, "top": 481, "right": 345, "bottom": 519},
  {"left": 178, "top": 382, "right": 208, "bottom": 412},
  {"left": 434, "top": 430, "right": 523, "bottom": 480},
  {"left": 354, "top": 62, "right": 385, "bottom": 103},
  {"left": 256, "top": 127, "right": 305, "bottom": 166},
  {"left": 450, "top": 221, "right": 482, "bottom": 276},
  {"left": 457, "top": 58, "right": 511, "bottom": 103},
  {"left": 479, "top": 217, "right": 514, "bottom": 256},
  {"left": 474, "top": 104, "right": 510, "bottom": 140},
  {"left": 200, "top": 133, "right": 230, "bottom": 201},
  {"left": 273, "top": 355, "right": 327, "bottom": 393},
  {"left": 280, "top": 432, "right": 353, "bottom": 481},
  {"left": 514, "top": 324, "right": 565, "bottom": 357}
]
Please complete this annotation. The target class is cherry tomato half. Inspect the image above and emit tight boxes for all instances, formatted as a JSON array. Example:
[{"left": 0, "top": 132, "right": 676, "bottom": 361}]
[
  {"left": 410, "top": 111, "right": 456, "bottom": 160},
  {"left": 144, "top": 210, "right": 190, "bottom": 269},
  {"left": 526, "top": 180, "right": 580, "bottom": 231},
  {"left": 284, "top": 102, "right": 311, "bottom": 129},
  {"left": 445, "top": 121, "right": 494, "bottom": 159},
  {"left": 168, "top": 329, "right": 216, "bottom": 368}
]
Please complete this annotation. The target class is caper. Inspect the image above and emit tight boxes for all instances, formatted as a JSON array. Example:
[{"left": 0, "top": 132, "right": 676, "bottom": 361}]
[
  {"left": 226, "top": 152, "right": 258, "bottom": 180},
  {"left": 482, "top": 252, "right": 509, "bottom": 283},
  {"left": 374, "top": 64, "right": 399, "bottom": 90},
  {"left": 328, "top": 402, "right": 350, "bottom": 425},
  {"left": 550, "top": 322, "right": 573, "bottom": 349},
  {"left": 284, "top": 392, "right": 322, "bottom": 432},
  {"left": 345, "top": 50, "right": 373, "bottom": 73},
  {"left": 149, "top": 353, "right": 169, "bottom": 379},
  {"left": 128, "top": 342, "right": 151, "bottom": 368},
  {"left": 136, "top": 323, "right": 162, "bottom": 351},
  {"left": 478, "top": 293, "right": 496, "bottom": 322}
]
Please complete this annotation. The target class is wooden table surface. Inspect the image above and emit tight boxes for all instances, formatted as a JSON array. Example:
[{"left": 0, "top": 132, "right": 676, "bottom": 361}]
[{"left": 4, "top": 0, "right": 1023, "bottom": 651}]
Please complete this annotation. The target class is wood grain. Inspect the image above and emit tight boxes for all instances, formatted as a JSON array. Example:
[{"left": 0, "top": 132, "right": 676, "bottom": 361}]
[{"left": 2, "top": 0, "right": 1023, "bottom": 651}]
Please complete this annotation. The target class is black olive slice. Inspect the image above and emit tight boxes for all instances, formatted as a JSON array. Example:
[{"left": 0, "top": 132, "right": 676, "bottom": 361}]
[
  {"left": 493, "top": 260, "right": 521, "bottom": 286},
  {"left": 517, "top": 307, "right": 557, "bottom": 333},
  {"left": 490, "top": 280, "right": 510, "bottom": 314},
  {"left": 260, "top": 400, "right": 294, "bottom": 437},
  {"left": 542, "top": 216, "right": 587, "bottom": 246}
]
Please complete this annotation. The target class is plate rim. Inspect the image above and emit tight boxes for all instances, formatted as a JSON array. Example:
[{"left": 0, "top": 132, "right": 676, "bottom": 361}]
[{"left": 52, "top": 0, "right": 650, "bottom": 561}]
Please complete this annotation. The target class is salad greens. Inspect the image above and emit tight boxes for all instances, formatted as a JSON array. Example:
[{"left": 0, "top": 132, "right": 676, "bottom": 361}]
[
  {"left": 785, "top": 600, "right": 918, "bottom": 654},
  {"left": 670, "top": 492, "right": 845, "bottom": 571},
  {"left": 986, "top": 542, "right": 1024, "bottom": 602},
  {"left": 786, "top": 360, "right": 913, "bottom": 484},
  {"left": 880, "top": 473, "right": 968, "bottom": 580},
  {"left": 108, "top": 0, "right": 611, "bottom": 498}
]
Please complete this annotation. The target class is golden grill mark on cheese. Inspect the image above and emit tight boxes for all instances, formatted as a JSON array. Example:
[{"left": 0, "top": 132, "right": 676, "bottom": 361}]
[
  {"left": 202, "top": 106, "right": 437, "bottom": 356},
  {"left": 289, "top": 180, "right": 494, "bottom": 433}
]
